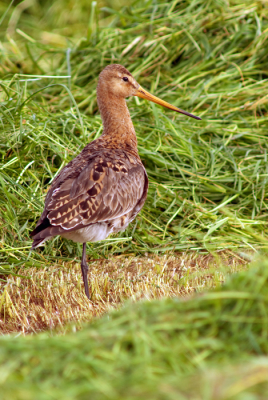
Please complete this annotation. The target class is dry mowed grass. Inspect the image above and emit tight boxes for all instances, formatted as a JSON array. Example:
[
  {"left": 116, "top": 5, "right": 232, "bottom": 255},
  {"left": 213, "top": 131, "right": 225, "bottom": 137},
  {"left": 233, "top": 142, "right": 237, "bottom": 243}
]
[{"left": 0, "top": 252, "right": 248, "bottom": 334}]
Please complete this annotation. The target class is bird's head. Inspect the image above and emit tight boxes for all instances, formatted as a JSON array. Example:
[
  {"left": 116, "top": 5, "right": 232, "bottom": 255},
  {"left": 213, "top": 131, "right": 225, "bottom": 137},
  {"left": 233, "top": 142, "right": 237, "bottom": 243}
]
[
  {"left": 98, "top": 64, "right": 139, "bottom": 98},
  {"left": 98, "top": 64, "right": 201, "bottom": 120}
]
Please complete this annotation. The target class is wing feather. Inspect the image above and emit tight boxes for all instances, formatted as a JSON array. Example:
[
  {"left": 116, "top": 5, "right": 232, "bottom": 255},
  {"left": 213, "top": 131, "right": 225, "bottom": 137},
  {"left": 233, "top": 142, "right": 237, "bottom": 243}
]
[{"left": 45, "top": 157, "right": 146, "bottom": 231}]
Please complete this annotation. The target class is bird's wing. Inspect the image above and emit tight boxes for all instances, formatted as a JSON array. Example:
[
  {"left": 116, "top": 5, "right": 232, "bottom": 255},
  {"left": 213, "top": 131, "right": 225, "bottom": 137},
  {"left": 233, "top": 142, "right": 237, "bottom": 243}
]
[{"left": 45, "top": 156, "right": 146, "bottom": 231}]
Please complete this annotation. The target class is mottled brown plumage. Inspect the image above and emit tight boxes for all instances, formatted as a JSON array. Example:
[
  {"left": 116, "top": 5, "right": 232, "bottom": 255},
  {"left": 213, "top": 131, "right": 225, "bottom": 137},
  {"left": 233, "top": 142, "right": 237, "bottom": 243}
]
[{"left": 31, "top": 64, "right": 201, "bottom": 300}]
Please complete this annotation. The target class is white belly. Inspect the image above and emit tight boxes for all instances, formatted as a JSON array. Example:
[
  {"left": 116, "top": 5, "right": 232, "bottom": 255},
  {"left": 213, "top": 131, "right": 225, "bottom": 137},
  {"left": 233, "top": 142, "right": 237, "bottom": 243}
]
[{"left": 60, "top": 222, "right": 111, "bottom": 243}]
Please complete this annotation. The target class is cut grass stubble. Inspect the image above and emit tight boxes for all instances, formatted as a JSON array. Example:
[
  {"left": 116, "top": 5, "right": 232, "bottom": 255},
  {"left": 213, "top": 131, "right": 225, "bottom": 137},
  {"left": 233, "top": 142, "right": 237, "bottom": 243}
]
[{"left": 0, "top": 252, "right": 247, "bottom": 333}]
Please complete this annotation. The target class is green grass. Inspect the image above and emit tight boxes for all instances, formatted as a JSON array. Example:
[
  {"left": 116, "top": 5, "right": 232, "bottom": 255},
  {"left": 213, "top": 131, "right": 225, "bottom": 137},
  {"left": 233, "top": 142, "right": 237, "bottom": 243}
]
[
  {"left": 1, "top": 258, "right": 268, "bottom": 399},
  {"left": 1, "top": 0, "right": 268, "bottom": 273}
]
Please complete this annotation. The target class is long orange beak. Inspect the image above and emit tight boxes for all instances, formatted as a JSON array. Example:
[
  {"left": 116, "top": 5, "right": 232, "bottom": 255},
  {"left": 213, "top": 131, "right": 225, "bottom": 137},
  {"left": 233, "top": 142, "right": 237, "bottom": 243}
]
[{"left": 135, "top": 86, "right": 201, "bottom": 120}]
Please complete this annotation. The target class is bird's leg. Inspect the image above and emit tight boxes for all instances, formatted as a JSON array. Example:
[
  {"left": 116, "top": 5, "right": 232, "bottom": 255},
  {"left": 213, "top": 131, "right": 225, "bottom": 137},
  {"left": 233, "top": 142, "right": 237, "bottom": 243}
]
[{"left": 81, "top": 243, "right": 90, "bottom": 300}]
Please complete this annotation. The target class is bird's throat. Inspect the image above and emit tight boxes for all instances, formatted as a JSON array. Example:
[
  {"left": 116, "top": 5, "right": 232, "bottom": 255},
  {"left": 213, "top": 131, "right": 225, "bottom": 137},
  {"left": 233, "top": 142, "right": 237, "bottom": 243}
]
[{"left": 97, "top": 90, "right": 138, "bottom": 152}]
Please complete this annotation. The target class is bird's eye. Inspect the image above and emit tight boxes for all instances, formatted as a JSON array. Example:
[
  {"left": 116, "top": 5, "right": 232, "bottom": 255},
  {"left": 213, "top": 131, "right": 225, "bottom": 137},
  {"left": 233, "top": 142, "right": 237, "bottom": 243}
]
[{"left": 122, "top": 77, "right": 129, "bottom": 82}]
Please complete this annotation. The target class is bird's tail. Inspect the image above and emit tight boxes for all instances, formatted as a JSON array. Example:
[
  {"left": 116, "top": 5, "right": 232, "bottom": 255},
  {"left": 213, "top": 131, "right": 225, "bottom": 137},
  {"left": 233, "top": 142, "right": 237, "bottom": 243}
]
[
  {"left": 31, "top": 236, "right": 50, "bottom": 249},
  {"left": 30, "top": 217, "right": 53, "bottom": 249}
]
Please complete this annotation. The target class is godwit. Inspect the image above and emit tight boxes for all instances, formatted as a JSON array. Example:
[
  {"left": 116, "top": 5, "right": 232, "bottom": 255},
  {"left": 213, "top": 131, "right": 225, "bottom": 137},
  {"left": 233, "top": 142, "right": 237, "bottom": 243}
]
[{"left": 30, "top": 64, "right": 201, "bottom": 299}]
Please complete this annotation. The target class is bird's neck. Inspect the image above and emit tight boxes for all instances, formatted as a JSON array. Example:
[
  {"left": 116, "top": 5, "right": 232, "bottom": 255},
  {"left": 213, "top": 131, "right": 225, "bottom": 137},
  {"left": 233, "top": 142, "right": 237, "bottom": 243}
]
[{"left": 97, "top": 90, "right": 138, "bottom": 154}]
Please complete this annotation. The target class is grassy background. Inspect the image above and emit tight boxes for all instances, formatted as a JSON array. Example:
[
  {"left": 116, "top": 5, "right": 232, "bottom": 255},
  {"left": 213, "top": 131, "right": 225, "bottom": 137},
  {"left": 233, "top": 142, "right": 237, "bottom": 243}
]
[
  {"left": 1, "top": 259, "right": 268, "bottom": 399},
  {"left": 1, "top": 0, "right": 268, "bottom": 397},
  {"left": 1, "top": 0, "right": 268, "bottom": 273}
]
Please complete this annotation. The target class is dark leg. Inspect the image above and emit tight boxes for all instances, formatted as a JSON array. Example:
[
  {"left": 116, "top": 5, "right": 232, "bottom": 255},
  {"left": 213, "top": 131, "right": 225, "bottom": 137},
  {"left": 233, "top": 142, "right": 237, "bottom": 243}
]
[{"left": 81, "top": 243, "right": 90, "bottom": 300}]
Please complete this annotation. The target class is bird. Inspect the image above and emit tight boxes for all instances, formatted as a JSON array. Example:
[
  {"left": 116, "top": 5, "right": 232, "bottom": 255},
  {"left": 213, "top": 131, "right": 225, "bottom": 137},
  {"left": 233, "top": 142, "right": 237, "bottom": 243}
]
[{"left": 30, "top": 64, "right": 201, "bottom": 300}]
